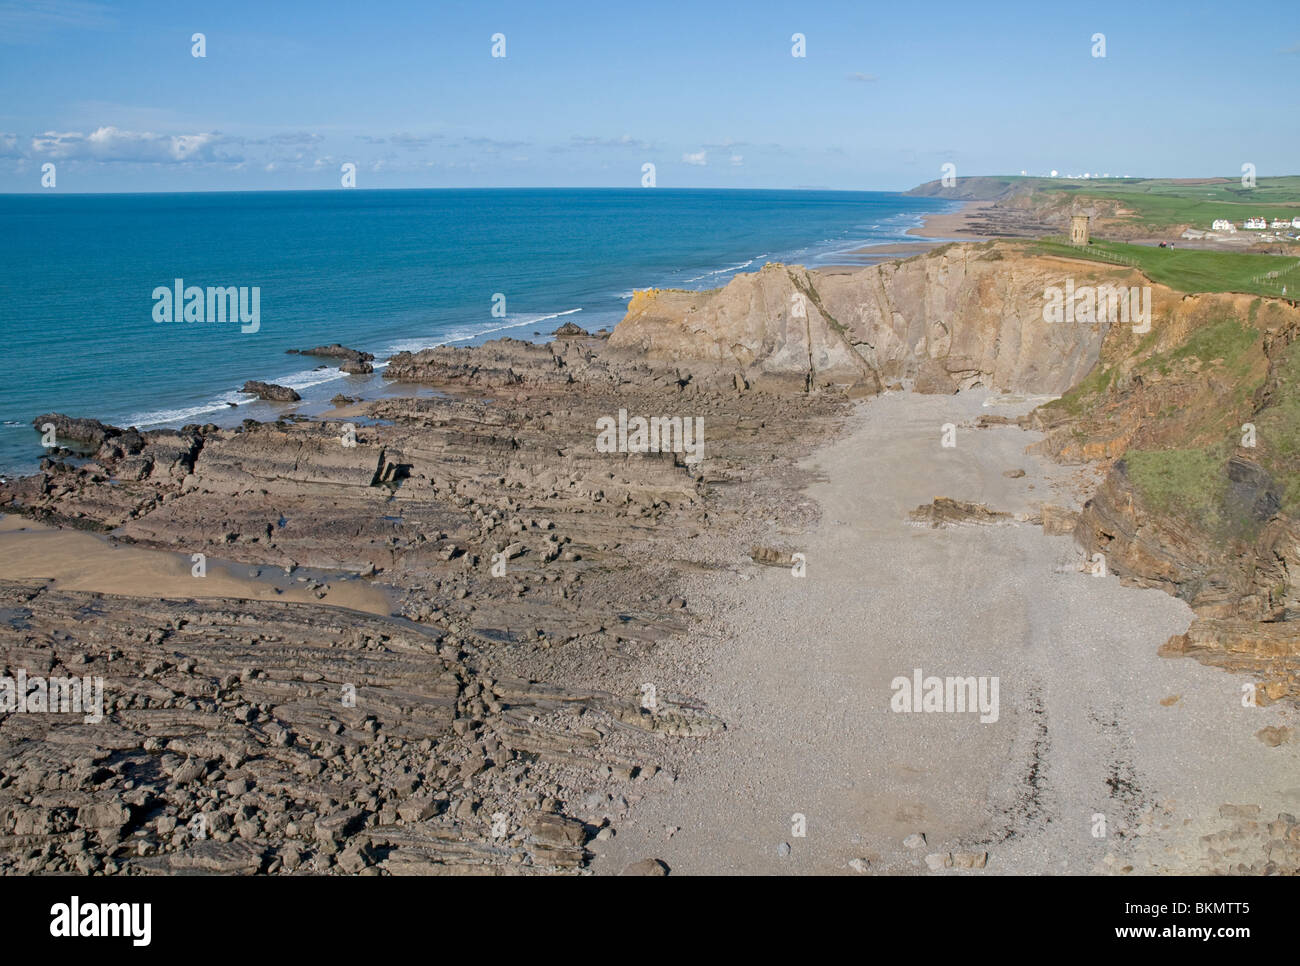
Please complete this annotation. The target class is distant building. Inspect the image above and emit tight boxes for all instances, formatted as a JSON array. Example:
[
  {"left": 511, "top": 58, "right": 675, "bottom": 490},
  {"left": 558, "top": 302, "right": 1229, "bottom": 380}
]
[
  {"left": 1271, "top": 219, "right": 1291, "bottom": 229},
  {"left": 1070, "top": 214, "right": 1090, "bottom": 245},
  {"left": 1293, "top": 217, "right": 1300, "bottom": 229},
  {"left": 1244, "top": 217, "right": 1268, "bottom": 229},
  {"left": 1212, "top": 219, "right": 1236, "bottom": 232}
]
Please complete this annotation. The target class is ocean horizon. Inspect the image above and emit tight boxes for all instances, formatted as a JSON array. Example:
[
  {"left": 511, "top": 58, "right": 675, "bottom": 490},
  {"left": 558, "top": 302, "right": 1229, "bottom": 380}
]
[{"left": 0, "top": 187, "right": 953, "bottom": 474}]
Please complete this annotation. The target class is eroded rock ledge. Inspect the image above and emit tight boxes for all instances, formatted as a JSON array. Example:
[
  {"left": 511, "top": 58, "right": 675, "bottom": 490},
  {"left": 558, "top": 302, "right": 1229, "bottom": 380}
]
[
  {"left": 4, "top": 240, "right": 1296, "bottom": 874},
  {"left": 1, "top": 312, "right": 850, "bottom": 874}
]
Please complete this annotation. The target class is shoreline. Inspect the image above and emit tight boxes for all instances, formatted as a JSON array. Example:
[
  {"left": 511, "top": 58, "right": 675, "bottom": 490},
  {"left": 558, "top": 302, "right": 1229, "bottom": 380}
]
[
  {"left": 819, "top": 201, "right": 996, "bottom": 269},
  {"left": 0, "top": 207, "right": 943, "bottom": 479},
  {"left": 904, "top": 200, "right": 998, "bottom": 240},
  {"left": 2, "top": 236, "right": 1297, "bottom": 876}
]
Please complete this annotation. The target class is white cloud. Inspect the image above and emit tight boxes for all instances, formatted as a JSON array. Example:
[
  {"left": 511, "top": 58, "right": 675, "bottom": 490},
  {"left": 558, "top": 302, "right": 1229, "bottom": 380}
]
[
  {"left": 847, "top": 72, "right": 878, "bottom": 82},
  {"left": 29, "top": 126, "right": 243, "bottom": 163},
  {"left": 729, "top": 154, "right": 743, "bottom": 166},
  {"left": 682, "top": 150, "right": 707, "bottom": 166}
]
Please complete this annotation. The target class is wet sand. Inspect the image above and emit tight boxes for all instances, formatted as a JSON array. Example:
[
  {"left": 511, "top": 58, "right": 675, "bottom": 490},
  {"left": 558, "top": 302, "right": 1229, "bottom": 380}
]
[
  {"left": 0, "top": 514, "right": 393, "bottom": 615},
  {"left": 823, "top": 203, "right": 996, "bottom": 269},
  {"left": 905, "top": 201, "right": 999, "bottom": 240}
]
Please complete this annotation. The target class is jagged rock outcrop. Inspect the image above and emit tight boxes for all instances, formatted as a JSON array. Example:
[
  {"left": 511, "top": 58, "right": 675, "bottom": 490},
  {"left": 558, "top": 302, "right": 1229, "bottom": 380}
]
[
  {"left": 31, "top": 414, "right": 122, "bottom": 449},
  {"left": 552, "top": 321, "right": 589, "bottom": 338},
  {"left": 909, "top": 498, "right": 1011, "bottom": 527},
  {"left": 0, "top": 325, "right": 846, "bottom": 874},
  {"left": 610, "top": 244, "right": 1120, "bottom": 396},
  {"left": 287, "top": 344, "right": 375, "bottom": 374},
  {"left": 241, "top": 381, "right": 301, "bottom": 402},
  {"left": 288, "top": 344, "right": 375, "bottom": 363},
  {"left": 0, "top": 582, "right": 713, "bottom": 875}
]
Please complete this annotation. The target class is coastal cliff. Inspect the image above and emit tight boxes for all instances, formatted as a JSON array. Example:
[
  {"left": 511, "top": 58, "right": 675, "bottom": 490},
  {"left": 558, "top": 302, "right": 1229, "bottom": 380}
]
[
  {"left": 610, "top": 242, "right": 1300, "bottom": 700},
  {"left": 612, "top": 243, "right": 1133, "bottom": 396},
  {"left": 3, "top": 238, "right": 1298, "bottom": 877},
  {"left": 1028, "top": 290, "right": 1300, "bottom": 697}
]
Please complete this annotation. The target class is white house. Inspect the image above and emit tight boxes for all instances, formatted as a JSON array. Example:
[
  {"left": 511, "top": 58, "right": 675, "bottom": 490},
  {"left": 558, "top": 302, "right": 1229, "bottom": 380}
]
[
  {"left": 1271, "top": 219, "right": 1291, "bottom": 229},
  {"left": 1212, "top": 219, "right": 1236, "bottom": 232},
  {"left": 1244, "top": 217, "right": 1268, "bottom": 229},
  {"left": 1292, "top": 217, "right": 1300, "bottom": 229}
]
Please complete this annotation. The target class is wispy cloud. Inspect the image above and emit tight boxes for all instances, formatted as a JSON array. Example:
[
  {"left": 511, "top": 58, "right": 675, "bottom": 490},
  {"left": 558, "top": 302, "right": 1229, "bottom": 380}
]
[
  {"left": 389, "top": 132, "right": 443, "bottom": 149},
  {"left": 682, "top": 150, "right": 707, "bottom": 166},
  {"left": 0, "top": 0, "right": 113, "bottom": 43},
  {"left": 569, "top": 134, "right": 651, "bottom": 150},
  {"left": 248, "top": 132, "right": 324, "bottom": 147},
  {"left": 847, "top": 72, "right": 878, "bottom": 82},
  {"left": 460, "top": 136, "right": 528, "bottom": 151}
]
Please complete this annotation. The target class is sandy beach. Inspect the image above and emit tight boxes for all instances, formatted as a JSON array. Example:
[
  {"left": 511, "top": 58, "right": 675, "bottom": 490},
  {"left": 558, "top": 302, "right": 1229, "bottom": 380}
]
[
  {"left": 827, "top": 202, "right": 998, "bottom": 269},
  {"left": 905, "top": 201, "right": 998, "bottom": 240},
  {"left": 591, "top": 391, "right": 1299, "bottom": 874}
]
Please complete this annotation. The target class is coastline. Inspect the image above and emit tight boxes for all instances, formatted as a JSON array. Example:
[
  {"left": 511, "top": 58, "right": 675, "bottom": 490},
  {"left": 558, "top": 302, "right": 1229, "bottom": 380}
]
[
  {"left": 2, "top": 236, "right": 1298, "bottom": 877},
  {"left": 821, "top": 201, "right": 995, "bottom": 270},
  {"left": 0, "top": 189, "right": 946, "bottom": 477},
  {"left": 904, "top": 200, "right": 997, "bottom": 240}
]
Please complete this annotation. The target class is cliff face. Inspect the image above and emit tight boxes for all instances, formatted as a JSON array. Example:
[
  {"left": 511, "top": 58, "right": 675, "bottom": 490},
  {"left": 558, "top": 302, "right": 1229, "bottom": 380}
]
[
  {"left": 611, "top": 243, "right": 1147, "bottom": 397},
  {"left": 1027, "top": 288, "right": 1300, "bottom": 698},
  {"left": 611, "top": 244, "right": 1300, "bottom": 698}
]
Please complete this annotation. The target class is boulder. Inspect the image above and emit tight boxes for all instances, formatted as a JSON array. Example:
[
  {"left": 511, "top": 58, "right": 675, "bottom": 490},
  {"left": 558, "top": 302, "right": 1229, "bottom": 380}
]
[
  {"left": 31, "top": 414, "right": 121, "bottom": 448},
  {"left": 553, "top": 321, "right": 589, "bottom": 338},
  {"left": 241, "top": 381, "right": 301, "bottom": 402}
]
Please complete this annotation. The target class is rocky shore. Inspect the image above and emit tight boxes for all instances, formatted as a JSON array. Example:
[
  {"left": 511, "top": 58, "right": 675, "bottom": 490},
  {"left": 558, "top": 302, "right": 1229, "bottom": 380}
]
[
  {"left": 1, "top": 319, "right": 848, "bottom": 874},
  {"left": 2, "top": 240, "right": 1297, "bottom": 875}
]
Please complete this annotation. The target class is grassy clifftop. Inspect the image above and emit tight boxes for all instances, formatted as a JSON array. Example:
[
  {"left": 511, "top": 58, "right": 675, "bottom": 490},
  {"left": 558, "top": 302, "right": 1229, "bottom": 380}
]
[
  {"left": 1026, "top": 238, "right": 1300, "bottom": 297},
  {"left": 911, "top": 174, "right": 1300, "bottom": 235}
]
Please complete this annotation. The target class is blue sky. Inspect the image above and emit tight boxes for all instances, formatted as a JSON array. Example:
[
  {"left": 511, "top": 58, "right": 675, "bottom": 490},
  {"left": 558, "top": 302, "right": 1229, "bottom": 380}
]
[{"left": 2, "top": 0, "right": 1298, "bottom": 192}]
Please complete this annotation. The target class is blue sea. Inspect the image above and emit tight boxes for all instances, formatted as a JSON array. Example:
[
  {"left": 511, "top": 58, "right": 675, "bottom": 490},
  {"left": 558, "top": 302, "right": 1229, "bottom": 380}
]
[{"left": 0, "top": 188, "right": 953, "bottom": 475}]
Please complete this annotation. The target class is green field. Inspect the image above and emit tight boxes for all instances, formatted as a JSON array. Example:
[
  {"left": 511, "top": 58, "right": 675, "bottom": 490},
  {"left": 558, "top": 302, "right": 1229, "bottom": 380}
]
[
  {"left": 1027, "top": 238, "right": 1300, "bottom": 297},
  {"left": 1031, "top": 175, "right": 1300, "bottom": 229},
  {"left": 923, "top": 174, "right": 1300, "bottom": 230}
]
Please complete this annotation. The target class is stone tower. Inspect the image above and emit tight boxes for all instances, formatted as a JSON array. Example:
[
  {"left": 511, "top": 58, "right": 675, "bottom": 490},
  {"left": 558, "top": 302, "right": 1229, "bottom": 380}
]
[{"left": 1070, "top": 214, "right": 1090, "bottom": 246}]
